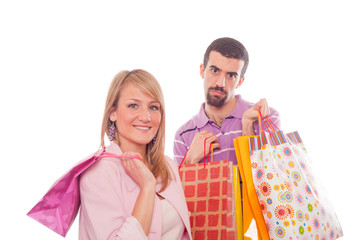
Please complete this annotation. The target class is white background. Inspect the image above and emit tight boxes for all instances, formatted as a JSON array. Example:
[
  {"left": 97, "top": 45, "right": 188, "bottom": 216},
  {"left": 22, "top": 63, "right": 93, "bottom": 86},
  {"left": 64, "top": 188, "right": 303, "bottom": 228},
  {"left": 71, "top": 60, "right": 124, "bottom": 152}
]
[{"left": 1, "top": 0, "right": 358, "bottom": 239}]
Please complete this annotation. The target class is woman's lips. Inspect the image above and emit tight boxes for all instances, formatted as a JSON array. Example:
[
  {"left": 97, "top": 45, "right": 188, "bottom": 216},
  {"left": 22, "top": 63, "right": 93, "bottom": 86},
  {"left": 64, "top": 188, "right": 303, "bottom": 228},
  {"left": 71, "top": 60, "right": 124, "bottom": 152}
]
[{"left": 134, "top": 125, "right": 151, "bottom": 130}]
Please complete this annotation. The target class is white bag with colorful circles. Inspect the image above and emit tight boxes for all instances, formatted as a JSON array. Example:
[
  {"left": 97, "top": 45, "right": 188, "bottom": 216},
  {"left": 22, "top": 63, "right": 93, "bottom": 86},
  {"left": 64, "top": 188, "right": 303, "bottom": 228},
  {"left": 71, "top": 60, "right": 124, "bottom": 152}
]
[{"left": 248, "top": 129, "right": 343, "bottom": 239}]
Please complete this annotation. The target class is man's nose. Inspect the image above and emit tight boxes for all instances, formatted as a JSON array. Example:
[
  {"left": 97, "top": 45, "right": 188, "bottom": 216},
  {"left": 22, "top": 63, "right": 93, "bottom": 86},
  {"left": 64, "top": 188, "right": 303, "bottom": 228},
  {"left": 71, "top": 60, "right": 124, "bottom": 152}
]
[{"left": 215, "top": 74, "right": 226, "bottom": 87}]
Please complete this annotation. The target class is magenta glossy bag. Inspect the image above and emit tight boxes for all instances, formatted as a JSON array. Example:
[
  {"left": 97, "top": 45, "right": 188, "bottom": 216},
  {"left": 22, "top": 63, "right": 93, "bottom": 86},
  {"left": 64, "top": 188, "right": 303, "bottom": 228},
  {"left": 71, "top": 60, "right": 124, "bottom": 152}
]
[{"left": 27, "top": 148, "right": 140, "bottom": 237}]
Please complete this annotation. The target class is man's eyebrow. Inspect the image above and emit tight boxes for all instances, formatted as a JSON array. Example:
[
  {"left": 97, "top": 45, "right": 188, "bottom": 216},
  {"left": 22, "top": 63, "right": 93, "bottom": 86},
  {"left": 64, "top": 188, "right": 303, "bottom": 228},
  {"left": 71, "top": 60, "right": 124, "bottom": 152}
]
[
  {"left": 228, "top": 71, "right": 238, "bottom": 76},
  {"left": 209, "top": 65, "right": 237, "bottom": 74},
  {"left": 209, "top": 65, "right": 219, "bottom": 69}
]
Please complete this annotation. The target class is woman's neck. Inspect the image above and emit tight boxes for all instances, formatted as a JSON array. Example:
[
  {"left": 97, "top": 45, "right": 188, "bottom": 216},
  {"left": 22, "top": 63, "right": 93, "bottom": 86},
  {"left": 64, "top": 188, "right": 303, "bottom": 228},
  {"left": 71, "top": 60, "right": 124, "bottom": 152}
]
[{"left": 116, "top": 140, "right": 147, "bottom": 161}]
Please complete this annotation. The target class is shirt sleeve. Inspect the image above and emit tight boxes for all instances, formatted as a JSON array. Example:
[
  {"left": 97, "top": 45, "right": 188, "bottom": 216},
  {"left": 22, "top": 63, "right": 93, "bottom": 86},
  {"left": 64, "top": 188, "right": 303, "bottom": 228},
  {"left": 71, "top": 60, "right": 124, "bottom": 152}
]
[
  {"left": 79, "top": 160, "right": 148, "bottom": 240},
  {"left": 173, "top": 129, "right": 190, "bottom": 166},
  {"left": 115, "top": 216, "right": 148, "bottom": 240},
  {"left": 268, "top": 107, "right": 281, "bottom": 130}
]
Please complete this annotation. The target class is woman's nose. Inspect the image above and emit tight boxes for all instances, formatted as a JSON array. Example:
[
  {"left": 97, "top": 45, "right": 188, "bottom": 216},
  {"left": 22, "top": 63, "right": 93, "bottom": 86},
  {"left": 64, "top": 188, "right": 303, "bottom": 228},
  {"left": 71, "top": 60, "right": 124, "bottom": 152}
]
[{"left": 139, "top": 108, "right": 151, "bottom": 122}]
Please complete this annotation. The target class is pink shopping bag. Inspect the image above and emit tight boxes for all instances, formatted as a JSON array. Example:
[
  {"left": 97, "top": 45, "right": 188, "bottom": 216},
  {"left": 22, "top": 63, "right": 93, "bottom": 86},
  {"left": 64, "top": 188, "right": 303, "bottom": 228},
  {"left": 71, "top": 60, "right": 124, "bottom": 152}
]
[{"left": 27, "top": 148, "right": 140, "bottom": 237}]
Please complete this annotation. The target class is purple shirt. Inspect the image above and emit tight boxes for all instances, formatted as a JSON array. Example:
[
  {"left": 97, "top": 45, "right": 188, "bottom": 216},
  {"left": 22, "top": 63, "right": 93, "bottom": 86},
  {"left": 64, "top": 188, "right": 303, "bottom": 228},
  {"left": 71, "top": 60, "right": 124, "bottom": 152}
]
[{"left": 173, "top": 95, "right": 281, "bottom": 165}]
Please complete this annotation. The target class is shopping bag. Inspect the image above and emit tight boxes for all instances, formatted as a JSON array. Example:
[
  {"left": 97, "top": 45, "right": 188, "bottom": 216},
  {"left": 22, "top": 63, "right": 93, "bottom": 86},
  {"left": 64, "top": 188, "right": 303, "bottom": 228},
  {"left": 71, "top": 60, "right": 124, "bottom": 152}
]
[
  {"left": 233, "top": 166, "right": 243, "bottom": 240},
  {"left": 245, "top": 115, "right": 343, "bottom": 239},
  {"left": 27, "top": 148, "right": 141, "bottom": 237},
  {"left": 179, "top": 143, "right": 237, "bottom": 240},
  {"left": 233, "top": 166, "right": 244, "bottom": 240},
  {"left": 234, "top": 136, "right": 270, "bottom": 240}
]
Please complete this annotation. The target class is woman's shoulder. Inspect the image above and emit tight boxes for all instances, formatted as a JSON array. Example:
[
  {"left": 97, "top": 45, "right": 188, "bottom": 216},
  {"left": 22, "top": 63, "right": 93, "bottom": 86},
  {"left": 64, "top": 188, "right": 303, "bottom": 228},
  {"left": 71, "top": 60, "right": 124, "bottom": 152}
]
[
  {"left": 80, "top": 153, "right": 124, "bottom": 185},
  {"left": 82, "top": 144, "right": 125, "bottom": 175},
  {"left": 163, "top": 155, "right": 182, "bottom": 182},
  {"left": 164, "top": 155, "right": 177, "bottom": 170}
]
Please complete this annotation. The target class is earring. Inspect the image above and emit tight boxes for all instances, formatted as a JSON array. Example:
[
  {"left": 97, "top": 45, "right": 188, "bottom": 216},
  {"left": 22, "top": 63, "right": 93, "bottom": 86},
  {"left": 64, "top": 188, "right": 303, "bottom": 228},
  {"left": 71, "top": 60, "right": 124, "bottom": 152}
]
[
  {"left": 152, "top": 134, "right": 157, "bottom": 144},
  {"left": 108, "top": 121, "right": 116, "bottom": 141}
]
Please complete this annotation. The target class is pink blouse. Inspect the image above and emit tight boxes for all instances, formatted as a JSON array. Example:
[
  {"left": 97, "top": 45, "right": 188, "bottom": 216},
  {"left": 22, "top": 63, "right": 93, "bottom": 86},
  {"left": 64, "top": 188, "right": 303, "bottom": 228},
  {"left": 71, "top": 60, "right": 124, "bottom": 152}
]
[{"left": 78, "top": 143, "right": 192, "bottom": 240}]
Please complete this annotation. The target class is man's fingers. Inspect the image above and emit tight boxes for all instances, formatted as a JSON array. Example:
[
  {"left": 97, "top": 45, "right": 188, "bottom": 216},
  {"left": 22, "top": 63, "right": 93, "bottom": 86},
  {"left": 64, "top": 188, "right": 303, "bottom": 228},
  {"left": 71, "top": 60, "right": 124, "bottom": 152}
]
[
  {"left": 204, "top": 134, "right": 218, "bottom": 143},
  {"left": 253, "top": 98, "right": 270, "bottom": 117},
  {"left": 199, "top": 130, "right": 208, "bottom": 135},
  {"left": 212, "top": 143, "right": 221, "bottom": 149}
]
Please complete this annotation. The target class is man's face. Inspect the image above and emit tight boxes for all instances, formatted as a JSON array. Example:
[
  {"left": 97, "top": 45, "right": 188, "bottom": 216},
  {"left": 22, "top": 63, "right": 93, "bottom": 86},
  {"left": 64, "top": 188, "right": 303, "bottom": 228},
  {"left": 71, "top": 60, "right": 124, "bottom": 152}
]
[{"left": 200, "top": 51, "right": 245, "bottom": 108}]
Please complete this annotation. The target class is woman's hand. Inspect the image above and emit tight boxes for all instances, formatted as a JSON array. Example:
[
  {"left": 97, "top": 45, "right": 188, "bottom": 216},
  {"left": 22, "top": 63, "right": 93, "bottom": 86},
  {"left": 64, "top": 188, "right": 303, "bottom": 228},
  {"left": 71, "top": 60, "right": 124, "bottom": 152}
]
[
  {"left": 121, "top": 152, "right": 156, "bottom": 235},
  {"left": 121, "top": 152, "right": 156, "bottom": 189}
]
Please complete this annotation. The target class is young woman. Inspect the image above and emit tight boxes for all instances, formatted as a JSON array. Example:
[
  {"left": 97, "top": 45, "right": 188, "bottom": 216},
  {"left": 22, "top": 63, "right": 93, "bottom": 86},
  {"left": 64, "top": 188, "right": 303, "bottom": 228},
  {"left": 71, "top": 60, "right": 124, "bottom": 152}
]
[{"left": 79, "top": 69, "right": 191, "bottom": 240}]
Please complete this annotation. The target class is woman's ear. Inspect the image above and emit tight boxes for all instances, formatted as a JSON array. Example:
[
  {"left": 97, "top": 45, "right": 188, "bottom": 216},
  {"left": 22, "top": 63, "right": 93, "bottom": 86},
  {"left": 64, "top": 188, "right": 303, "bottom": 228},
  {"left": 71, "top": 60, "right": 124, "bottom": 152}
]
[{"left": 109, "top": 107, "right": 117, "bottom": 122}]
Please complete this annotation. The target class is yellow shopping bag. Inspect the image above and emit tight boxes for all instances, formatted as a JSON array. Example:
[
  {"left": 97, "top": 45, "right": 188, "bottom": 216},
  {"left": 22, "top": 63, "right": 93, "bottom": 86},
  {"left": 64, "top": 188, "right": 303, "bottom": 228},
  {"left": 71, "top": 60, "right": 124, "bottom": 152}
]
[
  {"left": 234, "top": 136, "right": 269, "bottom": 240},
  {"left": 233, "top": 166, "right": 243, "bottom": 240}
]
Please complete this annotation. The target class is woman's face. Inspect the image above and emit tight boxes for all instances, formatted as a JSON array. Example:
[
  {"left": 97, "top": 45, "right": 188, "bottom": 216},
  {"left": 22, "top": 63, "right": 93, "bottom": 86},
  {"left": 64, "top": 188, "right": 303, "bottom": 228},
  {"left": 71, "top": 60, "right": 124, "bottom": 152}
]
[{"left": 110, "top": 82, "right": 161, "bottom": 151}]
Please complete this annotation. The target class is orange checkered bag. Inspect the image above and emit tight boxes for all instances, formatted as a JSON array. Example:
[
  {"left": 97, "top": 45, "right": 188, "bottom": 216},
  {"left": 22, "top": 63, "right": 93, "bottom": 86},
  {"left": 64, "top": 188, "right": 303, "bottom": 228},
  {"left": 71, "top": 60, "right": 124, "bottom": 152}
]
[{"left": 179, "top": 143, "right": 238, "bottom": 240}]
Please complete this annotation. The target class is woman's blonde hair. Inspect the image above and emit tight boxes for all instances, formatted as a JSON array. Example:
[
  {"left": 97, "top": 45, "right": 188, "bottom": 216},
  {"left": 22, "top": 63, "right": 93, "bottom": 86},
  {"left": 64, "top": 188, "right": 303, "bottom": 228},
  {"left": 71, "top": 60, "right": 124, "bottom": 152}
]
[{"left": 100, "top": 69, "right": 170, "bottom": 192}]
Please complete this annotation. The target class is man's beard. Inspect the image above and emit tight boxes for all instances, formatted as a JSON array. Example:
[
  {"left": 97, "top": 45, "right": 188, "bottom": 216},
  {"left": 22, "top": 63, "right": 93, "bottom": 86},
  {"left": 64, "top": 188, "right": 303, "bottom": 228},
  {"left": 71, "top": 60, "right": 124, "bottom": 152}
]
[{"left": 206, "top": 86, "right": 228, "bottom": 108}]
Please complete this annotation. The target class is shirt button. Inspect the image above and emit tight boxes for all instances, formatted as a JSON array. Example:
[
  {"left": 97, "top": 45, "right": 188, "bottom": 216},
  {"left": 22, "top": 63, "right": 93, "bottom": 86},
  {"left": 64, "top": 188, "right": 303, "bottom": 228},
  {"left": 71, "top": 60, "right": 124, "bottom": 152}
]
[{"left": 221, "top": 130, "right": 225, "bottom": 135}]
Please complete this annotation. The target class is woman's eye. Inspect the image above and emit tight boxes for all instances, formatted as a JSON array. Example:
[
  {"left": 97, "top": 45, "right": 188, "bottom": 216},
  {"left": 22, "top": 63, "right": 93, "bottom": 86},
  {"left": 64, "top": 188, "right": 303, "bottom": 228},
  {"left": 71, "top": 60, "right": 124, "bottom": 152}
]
[
  {"left": 150, "top": 105, "right": 159, "bottom": 111},
  {"left": 128, "top": 104, "right": 138, "bottom": 108}
]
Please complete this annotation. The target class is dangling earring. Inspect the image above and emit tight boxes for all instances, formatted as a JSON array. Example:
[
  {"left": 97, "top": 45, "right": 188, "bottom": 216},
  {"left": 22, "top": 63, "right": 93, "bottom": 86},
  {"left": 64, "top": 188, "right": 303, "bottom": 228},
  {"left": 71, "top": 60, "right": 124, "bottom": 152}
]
[
  {"left": 152, "top": 134, "right": 157, "bottom": 144},
  {"left": 108, "top": 121, "right": 116, "bottom": 141}
]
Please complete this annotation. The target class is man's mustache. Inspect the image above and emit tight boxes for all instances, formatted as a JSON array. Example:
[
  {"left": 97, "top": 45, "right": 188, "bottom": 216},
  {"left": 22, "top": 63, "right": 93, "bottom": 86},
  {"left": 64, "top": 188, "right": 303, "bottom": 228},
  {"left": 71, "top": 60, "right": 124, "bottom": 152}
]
[{"left": 209, "top": 86, "right": 227, "bottom": 94}]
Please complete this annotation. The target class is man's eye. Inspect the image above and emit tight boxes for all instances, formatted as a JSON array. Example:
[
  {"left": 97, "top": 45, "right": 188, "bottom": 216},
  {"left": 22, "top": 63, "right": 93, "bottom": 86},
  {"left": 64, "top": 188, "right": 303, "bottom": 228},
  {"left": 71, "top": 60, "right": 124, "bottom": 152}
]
[
  {"left": 211, "top": 68, "right": 218, "bottom": 74},
  {"left": 228, "top": 73, "right": 236, "bottom": 79}
]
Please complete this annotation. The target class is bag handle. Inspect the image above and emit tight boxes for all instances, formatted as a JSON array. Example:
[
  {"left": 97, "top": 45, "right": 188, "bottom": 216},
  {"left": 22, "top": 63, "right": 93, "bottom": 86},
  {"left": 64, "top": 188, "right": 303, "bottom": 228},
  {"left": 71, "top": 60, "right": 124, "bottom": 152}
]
[
  {"left": 203, "top": 139, "right": 213, "bottom": 168},
  {"left": 178, "top": 149, "right": 189, "bottom": 170},
  {"left": 258, "top": 110, "right": 280, "bottom": 133},
  {"left": 258, "top": 110, "right": 286, "bottom": 146},
  {"left": 178, "top": 138, "right": 213, "bottom": 170}
]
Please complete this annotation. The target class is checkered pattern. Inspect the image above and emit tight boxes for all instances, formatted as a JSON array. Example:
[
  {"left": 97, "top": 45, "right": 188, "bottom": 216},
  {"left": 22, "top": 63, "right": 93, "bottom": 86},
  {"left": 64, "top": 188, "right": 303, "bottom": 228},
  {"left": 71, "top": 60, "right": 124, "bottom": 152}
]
[{"left": 179, "top": 161, "right": 237, "bottom": 240}]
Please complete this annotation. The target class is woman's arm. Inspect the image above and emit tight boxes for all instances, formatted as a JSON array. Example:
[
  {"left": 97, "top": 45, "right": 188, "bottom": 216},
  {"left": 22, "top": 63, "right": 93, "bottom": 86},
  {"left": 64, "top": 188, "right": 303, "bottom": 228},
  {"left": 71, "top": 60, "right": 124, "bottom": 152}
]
[
  {"left": 121, "top": 153, "right": 156, "bottom": 235},
  {"left": 80, "top": 159, "right": 153, "bottom": 240}
]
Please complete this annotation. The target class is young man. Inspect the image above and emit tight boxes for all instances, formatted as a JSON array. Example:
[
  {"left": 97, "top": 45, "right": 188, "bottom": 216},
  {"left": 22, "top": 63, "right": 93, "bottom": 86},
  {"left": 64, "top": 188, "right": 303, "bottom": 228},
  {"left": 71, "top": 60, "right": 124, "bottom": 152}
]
[{"left": 173, "top": 37, "right": 281, "bottom": 165}]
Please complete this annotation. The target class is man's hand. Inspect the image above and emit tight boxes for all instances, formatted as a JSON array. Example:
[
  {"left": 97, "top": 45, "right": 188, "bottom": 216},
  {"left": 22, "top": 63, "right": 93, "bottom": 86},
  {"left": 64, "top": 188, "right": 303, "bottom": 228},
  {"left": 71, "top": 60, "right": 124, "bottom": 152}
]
[
  {"left": 242, "top": 98, "right": 270, "bottom": 136},
  {"left": 185, "top": 130, "right": 220, "bottom": 165}
]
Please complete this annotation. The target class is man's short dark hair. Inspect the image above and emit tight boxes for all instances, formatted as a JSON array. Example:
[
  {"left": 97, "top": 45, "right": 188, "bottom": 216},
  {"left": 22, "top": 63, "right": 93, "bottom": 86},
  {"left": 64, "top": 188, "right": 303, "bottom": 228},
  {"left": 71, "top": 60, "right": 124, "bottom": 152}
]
[{"left": 203, "top": 37, "right": 249, "bottom": 78}]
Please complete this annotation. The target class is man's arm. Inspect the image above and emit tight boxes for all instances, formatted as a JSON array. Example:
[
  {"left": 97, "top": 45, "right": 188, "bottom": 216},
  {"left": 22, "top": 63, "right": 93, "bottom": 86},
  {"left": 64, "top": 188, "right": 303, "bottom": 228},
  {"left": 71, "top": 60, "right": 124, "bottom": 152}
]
[
  {"left": 242, "top": 119, "right": 256, "bottom": 136},
  {"left": 173, "top": 132, "right": 189, "bottom": 166},
  {"left": 174, "top": 130, "right": 220, "bottom": 165}
]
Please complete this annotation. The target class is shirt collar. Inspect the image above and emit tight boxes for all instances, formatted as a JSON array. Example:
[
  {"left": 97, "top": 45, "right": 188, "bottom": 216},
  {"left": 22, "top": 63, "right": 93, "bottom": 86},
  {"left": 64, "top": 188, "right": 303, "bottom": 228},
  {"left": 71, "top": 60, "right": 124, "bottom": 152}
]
[
  {"left": 194, "top": 102, "right": 209, "bottom": 129},
  {"left": 106, "top": 141, "right": 123, "bottom": 154},
  {"left": 228, "top": 94, "right": 252, "bottom": 119},
  {"left": 195, "top": 94, "right": 250, "bottom": 128}
]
